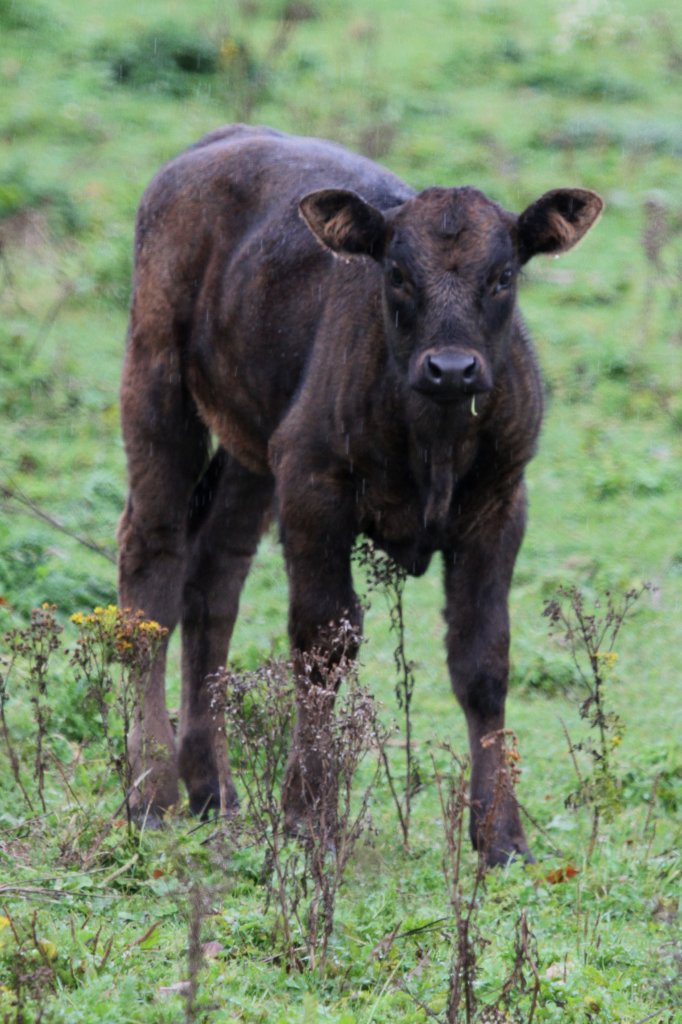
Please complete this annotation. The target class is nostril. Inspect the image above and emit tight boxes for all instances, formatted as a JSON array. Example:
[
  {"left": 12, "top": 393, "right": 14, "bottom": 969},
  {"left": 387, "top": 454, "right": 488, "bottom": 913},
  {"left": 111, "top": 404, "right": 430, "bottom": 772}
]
[
  {"left": 427, "top": 356, "right": 443, "bottom": 382},
  {"left": 462, "top": 357, "right": 478, "bottom": 384}
]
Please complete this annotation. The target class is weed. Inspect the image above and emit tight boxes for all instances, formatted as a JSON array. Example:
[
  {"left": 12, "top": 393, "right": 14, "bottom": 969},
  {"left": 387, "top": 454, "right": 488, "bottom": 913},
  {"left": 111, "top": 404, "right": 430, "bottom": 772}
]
[
  {"left": 215, "top": 659, "right": 298, "bottom": 962},
  {"left": 433, "top": 745, "right": 483, "bottom": 1022},
  {"left": 295, "top": 645, "right": 383, "bottom": 969},
  {"left": 70, "top": 606, "right": 168, "bottom": 830},
  {"left": 2, "top": 605, "right": 62, "bottom": 813},
  {"left": 543, "top": 584, "right": 649, "bottom": 860},
  {"left": 0, "top": 654, "right": 35, "bottom": 815},
  {"left": 400, "top": 739, "right": 541, "bottom": 1023},
  {"left": 355, "top": 539, "right": 420, "bottom": 850},
  {"left": 216, "top": 623, "right": 381, "bottom": 970}
]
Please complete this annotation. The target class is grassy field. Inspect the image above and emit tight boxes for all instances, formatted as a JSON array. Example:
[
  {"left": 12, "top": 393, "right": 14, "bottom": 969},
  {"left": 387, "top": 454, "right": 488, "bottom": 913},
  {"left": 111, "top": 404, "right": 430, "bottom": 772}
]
[{"left": 0, "top": 0, "right": 681, "bottom": 1021}]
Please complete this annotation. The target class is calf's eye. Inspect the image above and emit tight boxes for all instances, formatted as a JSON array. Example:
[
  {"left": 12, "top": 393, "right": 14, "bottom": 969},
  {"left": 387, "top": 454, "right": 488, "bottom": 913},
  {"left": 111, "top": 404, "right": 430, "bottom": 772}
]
[
  {"left": 493, "top": 267, "right": 514, "bottom": 294},
  {"left": 388, "top": 264, "right": 406, "bottom": 289}
]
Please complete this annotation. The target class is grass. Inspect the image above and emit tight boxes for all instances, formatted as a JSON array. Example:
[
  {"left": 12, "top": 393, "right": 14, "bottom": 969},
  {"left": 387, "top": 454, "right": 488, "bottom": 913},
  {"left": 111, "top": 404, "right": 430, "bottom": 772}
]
[{"left": 0, "top": 0, "right": 681, "bottom": 1020}]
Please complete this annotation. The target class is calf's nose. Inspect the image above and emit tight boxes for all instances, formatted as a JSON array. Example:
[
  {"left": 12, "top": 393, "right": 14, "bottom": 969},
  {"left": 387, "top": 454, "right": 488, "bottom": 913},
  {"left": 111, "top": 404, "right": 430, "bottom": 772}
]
[
  {"left": 425, "top": 351, "right": 480, "bottom": 390},
  {"left": 413, "top": 348, "right": 492, "bottom": 400}
]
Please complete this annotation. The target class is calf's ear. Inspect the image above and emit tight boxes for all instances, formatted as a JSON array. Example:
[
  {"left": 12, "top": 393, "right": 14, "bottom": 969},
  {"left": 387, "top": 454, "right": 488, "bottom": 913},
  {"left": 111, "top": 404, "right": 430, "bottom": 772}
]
[
  {"left": 517, "top": 188, "right": 603, "bottom": 264},
  {"left": 299, "top": 189, "right": 386, "bottom": 259}
]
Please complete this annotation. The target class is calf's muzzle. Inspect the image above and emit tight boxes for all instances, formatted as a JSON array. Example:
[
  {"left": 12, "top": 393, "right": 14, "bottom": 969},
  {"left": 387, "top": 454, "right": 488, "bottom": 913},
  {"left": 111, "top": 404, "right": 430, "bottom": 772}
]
[{"left": 410, "top": 347, "right": 492, "bottom": 401}]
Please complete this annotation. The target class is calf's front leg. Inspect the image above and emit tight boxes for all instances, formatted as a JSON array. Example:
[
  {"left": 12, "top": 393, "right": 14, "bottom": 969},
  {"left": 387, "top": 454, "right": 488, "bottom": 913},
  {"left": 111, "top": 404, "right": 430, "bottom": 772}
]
[
  {"left": 444, "top": 486, "right": 531, "bottom": 866},
  {"left": 277, "top": 473, "right": 362, "bottom": 835}
]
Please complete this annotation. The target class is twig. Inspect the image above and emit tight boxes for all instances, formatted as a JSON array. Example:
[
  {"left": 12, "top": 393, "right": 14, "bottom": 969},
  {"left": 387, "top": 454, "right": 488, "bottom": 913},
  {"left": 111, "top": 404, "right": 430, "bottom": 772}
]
[
  {"left": 99, "top": 853, "right": 139, "bottom": 886},
  {"left": 0, "top": 483, "right": 116, "bottom": 563},
  {"left": 392, "top": 975, "right": 442, "bottom": 1021},
  {"left": 0, "top": 885, "right": 70, "bottom": 901},
  {"left": 366, "top": 961, "right": 408, "bottom": 1024},
  {"left": 518, "top": 800, "right": 564, "bottom": 856},
  {"left": 378, "top": 743, "right": 408, "bottom": 843},
  {"left": 392, "top": 917, "right": 449, "bottom": 941},
  {"left": 125, "top": 921, "right": 161, "bottom": 950},
  {"left": 559, "top": 717, "right": 584, "bottom": 788},
  {"left": 47, "top": 748, "right": 82, "bottom": 809}
]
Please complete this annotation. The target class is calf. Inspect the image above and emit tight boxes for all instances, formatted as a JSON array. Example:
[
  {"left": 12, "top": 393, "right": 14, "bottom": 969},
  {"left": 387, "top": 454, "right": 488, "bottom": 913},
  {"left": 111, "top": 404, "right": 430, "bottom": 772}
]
[{"left": 118, "top": 124, "right": 602, "bottom": 864}]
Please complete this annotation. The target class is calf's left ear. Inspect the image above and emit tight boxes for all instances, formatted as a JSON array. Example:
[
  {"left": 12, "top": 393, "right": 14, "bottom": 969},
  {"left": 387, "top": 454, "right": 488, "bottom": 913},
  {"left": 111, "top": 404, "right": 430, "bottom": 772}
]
[
  {"left": 517, "top": 188, "right": 603, "bottom": 264},
  {"left": 299, "top": 189, "right": 386, "bottom": 259}
]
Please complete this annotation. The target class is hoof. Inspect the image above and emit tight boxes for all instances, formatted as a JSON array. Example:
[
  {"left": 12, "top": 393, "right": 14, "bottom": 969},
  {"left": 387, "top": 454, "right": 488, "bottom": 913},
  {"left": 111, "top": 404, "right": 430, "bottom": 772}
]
[
  {"left": 479, "top": 836, "right": 535, "bottom": 868},
  {"left": 129, "top": 801, "right": 172, "bottom": 830},
  {"left": 188, "top": 779, "right": 239, "bottom": 819}
]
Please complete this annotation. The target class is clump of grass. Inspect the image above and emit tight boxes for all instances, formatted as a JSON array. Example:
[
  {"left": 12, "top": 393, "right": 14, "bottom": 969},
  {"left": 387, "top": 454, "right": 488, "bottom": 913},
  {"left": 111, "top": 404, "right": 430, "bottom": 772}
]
[
  {"left": 0, "top": 165, "right": 83, "bottom": 238},
  {"left": 94, "top": 26, "right": 221, "bottom": 95},
  {"left": 0, "top": 0, "right": 54, "bottom": 32}
]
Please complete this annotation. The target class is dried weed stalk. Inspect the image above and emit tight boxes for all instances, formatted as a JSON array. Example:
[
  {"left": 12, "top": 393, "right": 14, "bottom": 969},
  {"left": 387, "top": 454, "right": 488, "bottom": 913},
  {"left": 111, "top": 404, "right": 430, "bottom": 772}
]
[
  {"left": 2, "top": 604, "right": 62, "bottom": 813},
  {"left": 355, "top": 539, "right": 419, "bottom": 849},
  {"left": 214, "top": 621, "right": 382, "bottom": 970},
  {"left": 544, "top": 584, "right": 649, "bottom": 859},
  {"left": 432, "top": 744, "right": 486, "bottom": 1023},
  {"left": 297, "top": 639, "right": 383, "bottom": 969},
  {"left": 215, "top": 658, "right": 301, "bottom": 965},
  {"left": 427, "top": 736, "right": 540, "bottom": 1024}
]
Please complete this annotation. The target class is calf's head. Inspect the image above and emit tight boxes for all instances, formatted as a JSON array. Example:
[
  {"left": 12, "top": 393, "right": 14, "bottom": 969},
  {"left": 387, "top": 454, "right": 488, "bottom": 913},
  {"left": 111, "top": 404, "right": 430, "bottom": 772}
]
[{"left": 299, "top": 184, "right": 602, "bottom": 405}]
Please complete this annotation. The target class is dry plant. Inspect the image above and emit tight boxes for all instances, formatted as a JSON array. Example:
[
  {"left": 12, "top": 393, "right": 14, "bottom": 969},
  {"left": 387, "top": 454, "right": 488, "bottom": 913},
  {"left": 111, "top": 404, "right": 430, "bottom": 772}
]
[
  {"left": 433, "top": 744, "right": 484, "bottom": 1022},
  {"left": 296, "top": 652, "right": 383, "bottom": 969},
  {"left": 417, "top": 737, "right": 541, "bottom": 1024},
  {"left": 355, "top": 539, "right": 420, "bottom": 849},
  {"left": 0, "top": 907, "right": 58, "bottom": 1024},
  {"left": 213, "top": 658, "right": 300, "bottom": 964},
  {"left": 640, "top": 196, "right": 682, "bottom": 347},
  {"left": 1, "top": 604, "right": 62, "bottom": 813},
  {"left": 169, "top": 845, "right": 229, "bottom": 1024},
  {"left": 214, "top": 621, "right": 382, "bottom": 971},
  {"left": 544, "top": 583, "right": 649, "bottom": 859}
]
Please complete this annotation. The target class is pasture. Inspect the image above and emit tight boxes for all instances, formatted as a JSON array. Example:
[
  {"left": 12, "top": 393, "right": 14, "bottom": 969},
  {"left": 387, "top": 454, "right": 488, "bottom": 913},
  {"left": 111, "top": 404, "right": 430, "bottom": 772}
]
[{"left": 0, "top": 0, "right": 680, "bottom": 1021}]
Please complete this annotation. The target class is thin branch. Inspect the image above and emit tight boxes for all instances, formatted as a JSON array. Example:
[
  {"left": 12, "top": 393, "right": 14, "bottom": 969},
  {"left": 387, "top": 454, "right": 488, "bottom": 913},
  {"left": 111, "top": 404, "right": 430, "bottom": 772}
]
[
  {"left": 0, "top": 483, "right": 116, "bottom": 564},
  {"left": 0, "top": 885, "right": 71, "bottom": 901},
  {"left": 517, "top": 800, "right": 564, "bottom": 856},
  {"left": 559, "top": 717, "right": 584, "bottom": 788}
]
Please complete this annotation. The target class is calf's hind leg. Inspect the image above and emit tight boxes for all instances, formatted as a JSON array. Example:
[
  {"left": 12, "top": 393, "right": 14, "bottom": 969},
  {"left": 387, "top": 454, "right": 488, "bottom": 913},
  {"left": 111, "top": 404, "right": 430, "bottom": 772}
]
[
  {"left": 118, "top": 343, "right": 210, "bottom": 821},
  {"left": 178, "top": 450, "right": 274, "bottom": 816}
]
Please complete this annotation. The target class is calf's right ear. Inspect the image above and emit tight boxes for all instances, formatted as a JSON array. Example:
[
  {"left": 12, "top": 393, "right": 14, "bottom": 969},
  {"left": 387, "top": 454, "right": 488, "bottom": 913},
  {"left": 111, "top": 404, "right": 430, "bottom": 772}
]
[
  {"left": 517, "top": 188, "right": 603, "bottom": 264},
  {"left": 299, "top": 189, "right": 386, "bottom": 259}
]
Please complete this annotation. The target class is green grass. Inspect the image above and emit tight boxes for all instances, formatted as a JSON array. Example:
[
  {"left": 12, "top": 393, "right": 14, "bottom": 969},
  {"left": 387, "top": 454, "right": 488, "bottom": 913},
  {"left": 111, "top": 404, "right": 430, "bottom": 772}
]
[{"left": 1, "top": 0, "right": 681, "bottom": 1020}]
